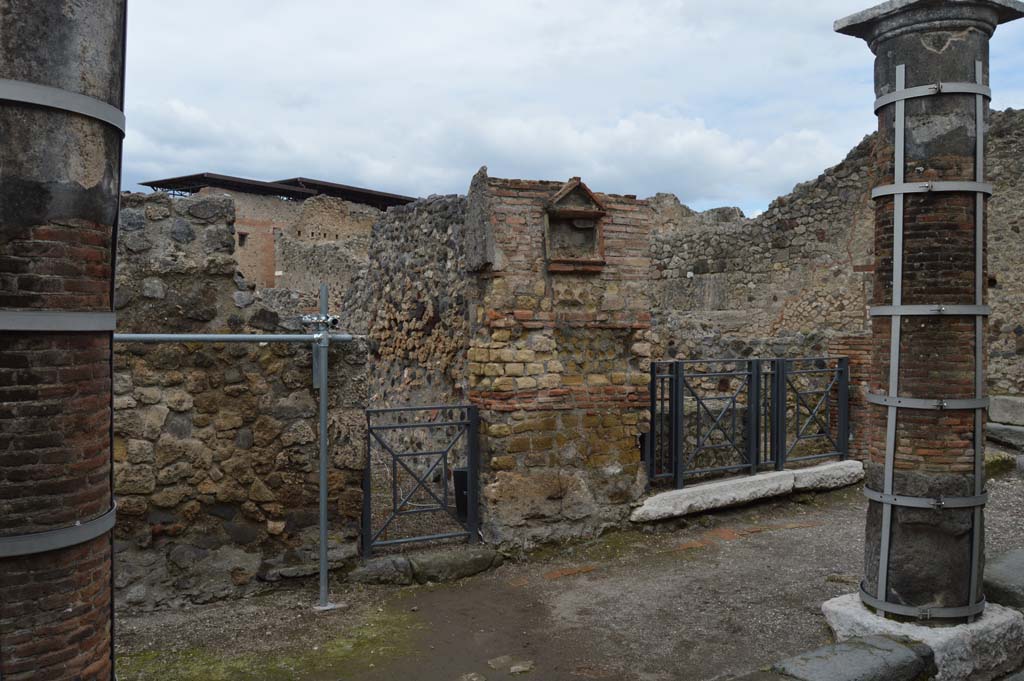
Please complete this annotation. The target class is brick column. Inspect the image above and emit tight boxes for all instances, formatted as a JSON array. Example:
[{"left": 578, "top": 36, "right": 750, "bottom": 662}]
[
  {"left": 0, "top": 2, "right": 126, "bottom": 679},
  {"left": 836, "top": 0, "right": 1023, "bottom": 621}
]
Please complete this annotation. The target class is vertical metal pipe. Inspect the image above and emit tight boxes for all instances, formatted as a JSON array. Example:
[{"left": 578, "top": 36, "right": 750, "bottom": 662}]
[
  {"left": 672, "top": 361, "right": 684, "bottom": 489},
  {"left": 748, "top": 359, "right": 761, "bottom": 475},
  {"left": 838, "top": 357, "right": 850, "bottom": 460},
  {"left": 467, "top": 405, "right": 481, "bottom": 543},
  {"left": 775, "top": 360, "right": 788, "bottom": 471},
  {"left": 313, "top": 283, "right": 337, "bottom": 611},
  {"left": 362, "top": 411, "right": 373, "bottom": 558},
  {"left": 648, "top": 361, "right": 657, "bottom": 483}
]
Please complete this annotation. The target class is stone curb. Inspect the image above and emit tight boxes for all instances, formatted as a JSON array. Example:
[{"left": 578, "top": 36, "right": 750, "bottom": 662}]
[
  {"left": 823, "top": 593, "right": 1024, "bottom": 681},
  {"left": 347, "top": 546, "right": 503, "bottom": 585},
  {"left": 985, "top": 548, "right": 1024, "bottom": 611},
  {"left": 727, "top": 635, "right": 935, "bottom": 681},
  {"left": 630, "top": 460, "right": 864, "bottom": 523}
]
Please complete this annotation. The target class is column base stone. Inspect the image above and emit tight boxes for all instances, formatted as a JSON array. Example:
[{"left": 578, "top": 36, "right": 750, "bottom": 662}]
[{"left": 822, "top": 593, "right": 1024, "bottom": 681}]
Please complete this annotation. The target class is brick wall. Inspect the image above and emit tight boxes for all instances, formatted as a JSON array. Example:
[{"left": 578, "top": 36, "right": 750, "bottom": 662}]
[{"left": 465, "top": 171, "right": 650, "bottom": 544}]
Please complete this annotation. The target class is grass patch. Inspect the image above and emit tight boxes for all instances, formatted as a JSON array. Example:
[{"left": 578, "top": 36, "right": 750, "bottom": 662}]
[{"left": 117, "top": 609, "right": 419, "bottom": 681}]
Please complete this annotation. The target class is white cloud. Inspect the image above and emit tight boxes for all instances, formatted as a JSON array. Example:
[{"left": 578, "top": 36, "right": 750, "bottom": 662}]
[{"left": 123, "top": 0, "right": 1024, "bottom": 214}]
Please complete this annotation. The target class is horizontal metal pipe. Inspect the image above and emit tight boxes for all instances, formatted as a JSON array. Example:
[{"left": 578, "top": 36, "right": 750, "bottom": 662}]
[{"left": 113, "top": 333, "right": 356, "bottom": 343}]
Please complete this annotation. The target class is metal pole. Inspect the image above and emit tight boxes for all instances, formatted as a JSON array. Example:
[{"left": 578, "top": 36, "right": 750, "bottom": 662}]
[
  {"left": 648, "top": 361, "right": 657, "bottom": 483},
  {"left": 313, "top": 284, "right": 339, "bottom": 611},
  {"left": 362, "top": 411, "right": 374, "bottom": 558},
  {"left": 774, "top": 360, "right": 787, "bottom": 471},
  {"left": 672, "top": 361, "right": 685, "bottom": 489},
  {"left": 113, "top": 333, "right": 355, "bottom": 343},
  {"left": 838, "top": 357, "right": 850, "bottom": 460},
  {"left": 467, "top": 405, "right": 481, "bottom": 543},
  {"left": 748, "top": 359, "right": 761, "bottom": 475}
]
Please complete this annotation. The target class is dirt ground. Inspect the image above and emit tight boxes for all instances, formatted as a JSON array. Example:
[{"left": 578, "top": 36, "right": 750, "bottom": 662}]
[{"left": 115, "top": 473, "right": 1024, "bottom": 681}]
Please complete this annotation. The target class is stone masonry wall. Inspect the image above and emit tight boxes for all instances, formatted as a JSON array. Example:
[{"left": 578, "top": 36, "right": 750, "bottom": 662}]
[{"left": 112, "top": 191, "right": 367, "bottom": 610}]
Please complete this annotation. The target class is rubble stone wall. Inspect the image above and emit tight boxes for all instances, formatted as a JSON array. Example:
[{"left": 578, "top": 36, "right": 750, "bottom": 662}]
[{"left": 112, "top": 191, "right": 367, "bottom": 610}]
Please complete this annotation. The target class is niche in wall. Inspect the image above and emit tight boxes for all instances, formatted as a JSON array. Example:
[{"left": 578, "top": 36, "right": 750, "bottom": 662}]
[{"left": 544, "top": 177, "right": 606, "bottom": 274}]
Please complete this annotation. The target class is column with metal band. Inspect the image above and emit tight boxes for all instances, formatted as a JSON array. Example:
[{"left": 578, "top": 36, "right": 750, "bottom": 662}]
[
  {"left": 862, "top": 60, "right": 990, "bottom": 622},
  {"left": 0, "top": 2, "right": 127, "bottom": 679},
  {"left": 836, "top": 0, "right": 1023, "bottom": 627}
]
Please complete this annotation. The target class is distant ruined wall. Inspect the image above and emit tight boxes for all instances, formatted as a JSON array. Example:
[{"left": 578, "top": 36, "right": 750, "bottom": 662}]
[
  {"left": 649, "top": 134, "right": 877, "bottom": 361},
  {"left": 112, "top": 192, "right": 367, "bottom": 610},
  {"left": 213, "top": 189, "right": 379, "bottom": 294},
  {"left": 209, "top": 188, "right": 302, "bottom": 289}
]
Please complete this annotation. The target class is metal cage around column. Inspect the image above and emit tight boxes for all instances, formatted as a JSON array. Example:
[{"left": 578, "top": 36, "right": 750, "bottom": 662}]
[{"left": 862, "top": 62, "right": 990, "bottom": 622}]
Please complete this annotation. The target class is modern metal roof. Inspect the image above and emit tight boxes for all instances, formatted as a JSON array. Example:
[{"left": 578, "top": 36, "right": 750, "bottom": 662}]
[
  {"left": 274, "top": 177, "right": 415, "bottom": 209},
  {"left": 141, "top": 172, "right": 417, "bottom": 209}
]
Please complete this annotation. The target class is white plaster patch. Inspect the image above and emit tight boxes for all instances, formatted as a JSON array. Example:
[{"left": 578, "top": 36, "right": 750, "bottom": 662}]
[{"left": 823, "top": 593, "right": 1024, "bottom": 681}]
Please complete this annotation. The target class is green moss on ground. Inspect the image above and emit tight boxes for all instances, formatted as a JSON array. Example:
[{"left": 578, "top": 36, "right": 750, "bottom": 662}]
[
  {"left": 117, "top": 610, "right": 418, "bottom": 681},
  {"left": 986, "top": 451, "right": 1019, "bottom": 479}
]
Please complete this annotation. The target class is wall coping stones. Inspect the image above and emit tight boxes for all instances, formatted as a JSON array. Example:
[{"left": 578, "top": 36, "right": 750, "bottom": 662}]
[
  {"left": 823, "top": 593, "right": 1024, "bottom": 681},
  {"left": 984, "top": 549, "right": 1024, "bottom": 610},
  {"left": 629, "top": 461, "right": 865, "bottom": 523}
]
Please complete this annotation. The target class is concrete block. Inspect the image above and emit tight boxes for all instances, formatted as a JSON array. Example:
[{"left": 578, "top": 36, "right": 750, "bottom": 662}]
[
  {"left": 823, "top": 593, "right": 1024, "bottom": 681},
  {"left": 985, "top": 549, "right": 1024, "bottom": 610},
  {"left": 629, "top": 471, "right": 795, "bottom": 523},
  {"left": 990, "top": 396, "right": 1024, "bottom": 427},
  {"left": 987, "top": 423, "right": 1024, "bottom": 452},
  {"left": 772, "top": 635, "right": 934, "bottom": 681},
  {"left": 792, "top": 460, "right": 864, "bottom": 491}
]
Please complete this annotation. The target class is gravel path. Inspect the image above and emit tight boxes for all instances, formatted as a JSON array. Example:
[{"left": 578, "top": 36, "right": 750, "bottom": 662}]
[{"left": 116, "top": 473, "right": 1024, "bottom": 681}]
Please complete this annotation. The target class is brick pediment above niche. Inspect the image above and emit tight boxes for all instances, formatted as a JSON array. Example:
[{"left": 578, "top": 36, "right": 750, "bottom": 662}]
[{"left": 545, "top": 177, "right": 607, "bottom": 273}]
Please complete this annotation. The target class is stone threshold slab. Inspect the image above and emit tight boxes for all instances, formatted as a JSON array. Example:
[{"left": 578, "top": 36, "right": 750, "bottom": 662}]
[
  {"left": 823, "top": 593, "right": 1024, "bottom": 681},
  {"left": 629, "top": 460, "right": 864, "bottom": 523}
]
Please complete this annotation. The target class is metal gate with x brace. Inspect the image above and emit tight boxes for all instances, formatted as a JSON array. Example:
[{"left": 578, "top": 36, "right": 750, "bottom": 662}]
[
  {"left": 361, "top": 404, "right": 480, "bottom": 557},
  {"left": 647, "top": 357, "right": 850, "bottom": 489}
]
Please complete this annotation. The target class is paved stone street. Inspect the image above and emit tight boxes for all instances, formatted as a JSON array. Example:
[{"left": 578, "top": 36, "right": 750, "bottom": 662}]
[{"left": 115, "top": 473, "right": 1024, "bottom": 681}]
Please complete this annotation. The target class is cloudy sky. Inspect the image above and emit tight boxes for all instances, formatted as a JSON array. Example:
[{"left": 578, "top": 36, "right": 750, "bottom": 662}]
[{"left": 123, "top": 1, "right": 1024, "bottom": 215}]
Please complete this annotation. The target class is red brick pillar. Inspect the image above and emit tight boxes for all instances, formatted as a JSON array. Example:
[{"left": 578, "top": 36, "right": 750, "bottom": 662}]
[
  {"left": 0, "top": 2, "right": 126, "bottom": 678},
  {"left": 837, "top": 0, "right": 1023, "bottom": 622}
]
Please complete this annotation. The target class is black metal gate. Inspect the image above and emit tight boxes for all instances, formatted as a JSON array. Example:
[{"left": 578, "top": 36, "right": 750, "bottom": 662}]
[
  {"left": 362, "top": 404, "right": 480, "bottom": 556},
  {"left": 648, "top": 357, "right": 849, "bottom": 488}
]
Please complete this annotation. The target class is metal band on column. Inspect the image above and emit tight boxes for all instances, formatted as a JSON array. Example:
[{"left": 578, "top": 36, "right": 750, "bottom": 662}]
[{"left": 863, "top": 62, "right": 988, "bottom": 622}]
